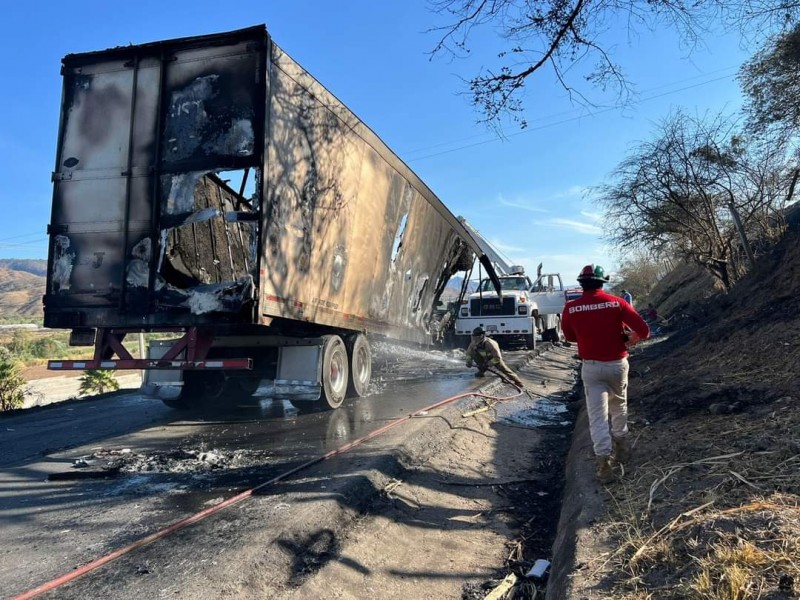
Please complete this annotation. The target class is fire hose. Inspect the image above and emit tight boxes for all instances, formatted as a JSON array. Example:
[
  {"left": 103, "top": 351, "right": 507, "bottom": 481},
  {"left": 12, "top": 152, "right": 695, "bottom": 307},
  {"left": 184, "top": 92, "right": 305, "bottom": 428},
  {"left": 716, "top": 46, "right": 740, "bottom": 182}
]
[{"left": 13, "top": 381, "right": 525, "bottom": 599}]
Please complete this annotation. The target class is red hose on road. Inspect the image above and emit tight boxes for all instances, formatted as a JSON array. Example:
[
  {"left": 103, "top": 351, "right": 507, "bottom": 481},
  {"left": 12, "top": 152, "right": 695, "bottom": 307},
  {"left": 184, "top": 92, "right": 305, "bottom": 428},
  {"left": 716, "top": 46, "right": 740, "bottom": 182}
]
[{"left": 13, "top": 385, "right": 524, "bottom": 599}]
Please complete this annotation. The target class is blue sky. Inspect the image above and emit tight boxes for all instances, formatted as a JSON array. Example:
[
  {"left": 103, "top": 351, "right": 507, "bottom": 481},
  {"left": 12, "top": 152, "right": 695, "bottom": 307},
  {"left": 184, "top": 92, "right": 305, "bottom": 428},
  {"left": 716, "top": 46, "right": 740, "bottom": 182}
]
[{"left": 0, "top": 1, "right": 753, "bottom": 284}]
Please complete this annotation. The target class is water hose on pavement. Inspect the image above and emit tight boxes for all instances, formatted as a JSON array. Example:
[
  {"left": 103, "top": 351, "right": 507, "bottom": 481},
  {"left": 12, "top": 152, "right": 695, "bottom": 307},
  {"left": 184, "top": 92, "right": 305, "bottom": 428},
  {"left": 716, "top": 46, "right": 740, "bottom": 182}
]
[{"left": 13, "top": 383, "right": 525, "bottom": 599}]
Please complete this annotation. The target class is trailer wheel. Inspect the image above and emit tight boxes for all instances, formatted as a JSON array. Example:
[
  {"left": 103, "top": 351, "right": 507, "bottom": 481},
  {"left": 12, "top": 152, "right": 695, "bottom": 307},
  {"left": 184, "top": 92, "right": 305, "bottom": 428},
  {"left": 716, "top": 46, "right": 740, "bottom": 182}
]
[
  {"left": 525, "top": 332, "right": 536, "bottom": 350},
  {"left": 226, "top": 370, "right": 262, "bottom": 396},
  {"left": 161, "top": 395, "right": 190, "bottom": 410},
  {"left": 320, "top": 335, "right": 349, "bottom": 409},
  {"left": 346, "top": 334, "right": 371, "bottom": 397},
  {"left": 168, "top": 371, "right": 226, "bottom": 409}
]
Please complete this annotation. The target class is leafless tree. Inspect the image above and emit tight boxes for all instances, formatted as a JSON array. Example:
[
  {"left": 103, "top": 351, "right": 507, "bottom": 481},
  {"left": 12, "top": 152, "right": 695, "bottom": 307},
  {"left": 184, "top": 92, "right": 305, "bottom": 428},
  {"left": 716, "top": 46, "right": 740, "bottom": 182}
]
[
  {"left": 613, "top": 250, "right": 666, "bottom": 301},
  {"left": 598, "top": 110, "right": 791, "bottom": 291},
  {"left": 741, "top": 21, "right": 800, "bottom": 135},
  {"left": 429, "top": 0, "right": 800, "bottom": 125},
  {"left": 739, "top": 21, "right": 800, "bottom": 203}
]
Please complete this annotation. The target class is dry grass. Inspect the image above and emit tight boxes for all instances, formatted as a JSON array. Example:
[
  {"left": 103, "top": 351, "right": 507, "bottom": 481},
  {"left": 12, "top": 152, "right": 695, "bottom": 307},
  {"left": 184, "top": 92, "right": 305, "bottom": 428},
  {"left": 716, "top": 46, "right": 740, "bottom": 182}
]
[
  {"left": 579, "top": 225, "right": 800, "bottom": 599},
  {"left": 594, "top": 405, "right": 800, "bottom": 600}
]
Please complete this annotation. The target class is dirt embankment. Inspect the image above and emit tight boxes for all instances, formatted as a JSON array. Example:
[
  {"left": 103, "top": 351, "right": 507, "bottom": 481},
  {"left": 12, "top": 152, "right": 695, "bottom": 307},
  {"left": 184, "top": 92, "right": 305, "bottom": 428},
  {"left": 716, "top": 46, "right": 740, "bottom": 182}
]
[{"left": 552, "top": 223, "right": 800, "bottom": 598}]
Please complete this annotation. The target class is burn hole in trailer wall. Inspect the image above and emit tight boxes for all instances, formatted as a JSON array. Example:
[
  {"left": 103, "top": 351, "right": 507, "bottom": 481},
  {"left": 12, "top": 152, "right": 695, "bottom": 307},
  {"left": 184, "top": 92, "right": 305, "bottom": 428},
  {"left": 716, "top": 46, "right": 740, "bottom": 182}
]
[
  {"left": 120, "top": 169, "right": 261, "bottom": 316},
  {"left": 159, "top": 170, "right": 259, "bottom": 290}
]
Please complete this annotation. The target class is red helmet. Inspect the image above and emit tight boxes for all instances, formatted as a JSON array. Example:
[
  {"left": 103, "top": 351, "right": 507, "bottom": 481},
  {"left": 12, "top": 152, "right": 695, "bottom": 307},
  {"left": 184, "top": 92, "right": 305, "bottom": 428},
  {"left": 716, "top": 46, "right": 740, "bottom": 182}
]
[{"left": 577, "top": 264, "right": 610, "bottom": 283}]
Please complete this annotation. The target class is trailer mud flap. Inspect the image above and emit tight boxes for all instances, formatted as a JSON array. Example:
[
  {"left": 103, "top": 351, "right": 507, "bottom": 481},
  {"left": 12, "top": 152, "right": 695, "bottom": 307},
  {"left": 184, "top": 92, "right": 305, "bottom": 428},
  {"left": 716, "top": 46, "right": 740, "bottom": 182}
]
[{"left": 261, "top": 345, "right": 322, "bottom": 402}]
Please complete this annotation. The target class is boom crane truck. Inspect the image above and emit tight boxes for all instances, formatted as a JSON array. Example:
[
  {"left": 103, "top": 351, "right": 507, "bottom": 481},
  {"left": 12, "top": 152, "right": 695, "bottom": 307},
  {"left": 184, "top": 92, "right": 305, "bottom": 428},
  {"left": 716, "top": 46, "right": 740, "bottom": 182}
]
[
  {"left": 43, "top": 26, "right": 505, "bottom": 411},
  {"left": 453, "top": 220, "right": 566, "bottom": 347}
]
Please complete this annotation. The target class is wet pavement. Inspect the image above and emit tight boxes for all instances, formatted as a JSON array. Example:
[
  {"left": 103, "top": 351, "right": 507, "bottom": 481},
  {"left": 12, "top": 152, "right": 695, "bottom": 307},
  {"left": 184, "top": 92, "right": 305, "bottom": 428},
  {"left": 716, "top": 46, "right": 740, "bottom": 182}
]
[
  {"left": 0, "top": 342, "right": 507, "bottom": 597},
  {"left": 0, "top": 345, "right": 494, "bottom": 593}
]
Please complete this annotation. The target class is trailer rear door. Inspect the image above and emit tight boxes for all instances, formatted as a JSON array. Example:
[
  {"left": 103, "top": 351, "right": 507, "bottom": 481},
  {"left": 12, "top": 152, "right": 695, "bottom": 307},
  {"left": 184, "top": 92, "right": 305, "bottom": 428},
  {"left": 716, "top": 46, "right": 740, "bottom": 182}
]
[{"left": 45, "top": 27, "right": 267, "bottom": 328}]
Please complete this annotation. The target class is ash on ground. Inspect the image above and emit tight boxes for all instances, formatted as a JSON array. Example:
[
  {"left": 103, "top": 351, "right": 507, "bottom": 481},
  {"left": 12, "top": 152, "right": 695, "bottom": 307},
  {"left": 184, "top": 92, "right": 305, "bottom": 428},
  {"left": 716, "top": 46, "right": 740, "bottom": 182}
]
[{"left": 73, "top": 447, "right": 272, "bottom": 474}]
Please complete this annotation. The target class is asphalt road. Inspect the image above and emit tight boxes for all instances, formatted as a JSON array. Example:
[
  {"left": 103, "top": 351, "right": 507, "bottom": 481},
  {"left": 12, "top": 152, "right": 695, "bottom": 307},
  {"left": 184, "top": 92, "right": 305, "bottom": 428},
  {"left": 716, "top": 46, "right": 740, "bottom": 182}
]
[{"left": 0, "top": 344, "right": 499, "bottom": 598}]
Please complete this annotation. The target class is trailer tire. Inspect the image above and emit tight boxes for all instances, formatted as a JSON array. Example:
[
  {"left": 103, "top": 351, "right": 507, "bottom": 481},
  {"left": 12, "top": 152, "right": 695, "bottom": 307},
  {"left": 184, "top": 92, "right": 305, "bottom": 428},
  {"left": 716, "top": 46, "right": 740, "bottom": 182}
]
[
  {"left": 320, "top": 335, "right": 349, "bottom": 410},
  {"left": 346, "top": 333, "right": 371, "bottom": 397},
  {"left": 161, "top": 395, "right": 191, "bottom": 410},
  {"left": 525, "top": 332, "right": 536, "bottom": 350},
  {"left": 231, "top": 373, "right": 262, "bottom": 396},
  {"left": 171, "top": 371, "right": 226, "bottom": 409}
]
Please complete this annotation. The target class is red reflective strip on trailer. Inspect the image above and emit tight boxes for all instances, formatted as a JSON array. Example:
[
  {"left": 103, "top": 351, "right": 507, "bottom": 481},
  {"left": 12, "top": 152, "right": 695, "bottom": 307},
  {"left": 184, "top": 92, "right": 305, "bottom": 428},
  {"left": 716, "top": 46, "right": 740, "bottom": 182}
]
[
  {"left": 49, "top": 359, "right": 253, "bottom": 370},
  {"left": 48, "top": 361, "right": 89, "bottom": 370},
  {"left": 342, "top": 313, "right": 367, "bottom": 322},
  {"left": 264, "top": 295, "right": 304, "bottom": 308}
]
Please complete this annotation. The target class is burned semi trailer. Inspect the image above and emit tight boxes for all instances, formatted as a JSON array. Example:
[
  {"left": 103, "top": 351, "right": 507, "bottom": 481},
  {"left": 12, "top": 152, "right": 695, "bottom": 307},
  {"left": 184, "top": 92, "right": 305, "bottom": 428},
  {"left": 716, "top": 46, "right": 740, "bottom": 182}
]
[{"left": 44, "top": 26, "right": 499, "bottom": 409}]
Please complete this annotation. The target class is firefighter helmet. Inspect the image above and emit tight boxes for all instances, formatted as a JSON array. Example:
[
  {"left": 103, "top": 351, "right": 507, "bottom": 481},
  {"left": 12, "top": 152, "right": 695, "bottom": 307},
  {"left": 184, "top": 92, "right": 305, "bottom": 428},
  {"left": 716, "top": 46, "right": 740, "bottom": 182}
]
[
  {"left": 577, "top": 264, "right": 610, "bottom": 283},
  {"left": 472, "top": 326, "right": 485, "bottom": 337}
]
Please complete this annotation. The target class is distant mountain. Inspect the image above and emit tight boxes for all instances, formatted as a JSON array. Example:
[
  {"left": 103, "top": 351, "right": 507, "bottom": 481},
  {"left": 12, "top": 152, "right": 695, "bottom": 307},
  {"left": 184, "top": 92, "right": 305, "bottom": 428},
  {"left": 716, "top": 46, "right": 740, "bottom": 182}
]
[
  {"left": 441, "top": 276, "right": 478, "bottom": 300},
  {"left": 0, "top": 260, "right": 46, "bottom": 321},
  {"left": 0, "top": 259, "right": 47, "bottom": 277}
]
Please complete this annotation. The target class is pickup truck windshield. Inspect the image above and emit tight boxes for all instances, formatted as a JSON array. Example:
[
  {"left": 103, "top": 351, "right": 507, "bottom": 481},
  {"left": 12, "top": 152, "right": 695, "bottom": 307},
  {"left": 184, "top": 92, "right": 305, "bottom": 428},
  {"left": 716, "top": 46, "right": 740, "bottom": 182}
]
[{"left": 479, "top": 277, "right": 530, "bottom": 292}]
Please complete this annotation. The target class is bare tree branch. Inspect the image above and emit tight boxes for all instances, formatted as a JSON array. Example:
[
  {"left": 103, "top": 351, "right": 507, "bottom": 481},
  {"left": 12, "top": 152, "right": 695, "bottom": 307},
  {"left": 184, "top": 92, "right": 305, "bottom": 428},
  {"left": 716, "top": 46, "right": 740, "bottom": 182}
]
[
  {"left": 597, "top": 109, "right": 789, "bottom": 290},
  {"left": 429, "top": 0, "right": 800, "bottom": 125}
]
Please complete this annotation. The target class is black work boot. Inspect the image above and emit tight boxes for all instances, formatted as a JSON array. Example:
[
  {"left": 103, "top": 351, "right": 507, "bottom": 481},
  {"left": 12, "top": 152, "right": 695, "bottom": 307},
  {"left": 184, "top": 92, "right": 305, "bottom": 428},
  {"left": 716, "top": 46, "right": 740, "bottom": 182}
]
[
  {"left": 595, "top": 455, "right": 614, "bottom": 484},
  {"left": 612, "top": 436, "right": 631, "bottom": 464},
  {"left": 475, "top": 371, "right": 486, "bottom": 378}
]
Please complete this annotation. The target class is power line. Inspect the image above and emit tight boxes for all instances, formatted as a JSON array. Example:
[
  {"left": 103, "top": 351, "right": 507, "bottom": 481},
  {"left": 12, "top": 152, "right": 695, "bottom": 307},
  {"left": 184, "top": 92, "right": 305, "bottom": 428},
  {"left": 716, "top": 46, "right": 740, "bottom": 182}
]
[
  {"left": 406, "top": 72, "right": 738, "bottom": 162},
  {"left": 401, "top": 64, "right": 740, "bottom": 158},
  {"left": 0, "top": 232, "right": 46, "bottom": 243},
  {"left": 0, "top": 239, "right": 48, "bottom": 248}
]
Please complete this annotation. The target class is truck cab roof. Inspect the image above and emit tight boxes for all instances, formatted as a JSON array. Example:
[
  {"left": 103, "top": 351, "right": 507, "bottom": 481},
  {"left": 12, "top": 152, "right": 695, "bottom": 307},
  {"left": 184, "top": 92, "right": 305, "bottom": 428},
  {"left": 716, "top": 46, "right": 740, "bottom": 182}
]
[{"left": 478, "top": 276, "right": 531, "bottom": 293}]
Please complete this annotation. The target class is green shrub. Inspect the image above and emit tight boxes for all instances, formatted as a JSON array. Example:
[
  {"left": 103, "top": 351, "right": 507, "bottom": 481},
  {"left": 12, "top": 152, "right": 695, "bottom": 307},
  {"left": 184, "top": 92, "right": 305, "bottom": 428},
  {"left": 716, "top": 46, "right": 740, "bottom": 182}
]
[
  {"left": 30, "top": 337, "right": 67, "bottom": 359},
  {"left": 0, "top": 347, "right": 26, "bottom": 411},
  {"left": 78, "top": 370, "right": 120, "bottom": 396},
  {"left": 7, "top": 330, "right": 31, "bottom": 358}
]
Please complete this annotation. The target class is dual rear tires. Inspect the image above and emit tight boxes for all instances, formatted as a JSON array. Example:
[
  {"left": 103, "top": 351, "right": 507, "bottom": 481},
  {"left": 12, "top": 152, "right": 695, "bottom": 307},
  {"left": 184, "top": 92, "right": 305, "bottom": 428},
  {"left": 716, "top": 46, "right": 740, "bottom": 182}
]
[
  {"left": 162, "top": 334, "right": 372, "bottom": 412},
  {"left": 319, "top": 333, "right": 371, "bottom": 410}
]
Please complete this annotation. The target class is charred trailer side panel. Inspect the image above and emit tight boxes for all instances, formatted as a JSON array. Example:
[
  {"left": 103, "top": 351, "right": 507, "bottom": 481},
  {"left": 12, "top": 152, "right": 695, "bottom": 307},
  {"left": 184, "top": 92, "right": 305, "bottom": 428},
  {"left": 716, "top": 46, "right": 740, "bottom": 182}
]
[
  {"left": 260, "top": 45, "right": 477, "bottom": 345},
  {"left": 44, "top": 26, "right": 493, "bottom": 409}
]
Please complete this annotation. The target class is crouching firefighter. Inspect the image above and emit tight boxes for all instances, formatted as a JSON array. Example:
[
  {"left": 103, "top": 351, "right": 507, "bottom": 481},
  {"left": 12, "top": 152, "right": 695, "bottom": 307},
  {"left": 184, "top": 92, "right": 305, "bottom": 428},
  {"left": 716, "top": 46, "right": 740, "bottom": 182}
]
[{"left": 465, "top": 327, "right": 524, "bottom": 388}]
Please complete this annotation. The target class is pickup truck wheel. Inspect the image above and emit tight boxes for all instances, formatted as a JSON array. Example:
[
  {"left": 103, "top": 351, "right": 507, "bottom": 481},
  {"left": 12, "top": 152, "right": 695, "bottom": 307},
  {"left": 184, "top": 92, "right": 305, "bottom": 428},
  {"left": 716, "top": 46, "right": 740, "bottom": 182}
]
[
  {"left": 544, "top": 327, "right": 561, "bottom": 343},
  {"left": 525, "top": 332, "right": 536, "bottom": 350},
  {"left": 320, "top": 335, "right": 349, "bottom": 409},
  {"left": 346, "top": 334, "right": 371, "bottom": 397}
]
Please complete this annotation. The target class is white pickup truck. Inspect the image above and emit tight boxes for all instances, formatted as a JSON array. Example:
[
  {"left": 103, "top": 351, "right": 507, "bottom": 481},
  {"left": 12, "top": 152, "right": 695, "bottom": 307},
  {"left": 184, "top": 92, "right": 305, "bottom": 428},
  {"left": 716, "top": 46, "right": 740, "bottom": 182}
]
[
  {"left": 529, "top": 271, "right": 567, "bottom": 342},
  {"left": 454, "top": 267, "right": 566, "bottom": 348}
]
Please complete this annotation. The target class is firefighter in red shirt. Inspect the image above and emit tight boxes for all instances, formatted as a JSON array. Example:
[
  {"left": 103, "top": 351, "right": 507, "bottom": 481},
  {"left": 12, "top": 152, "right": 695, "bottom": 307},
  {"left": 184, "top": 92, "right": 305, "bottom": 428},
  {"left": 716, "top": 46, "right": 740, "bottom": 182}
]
[{"left": 561, "top": 265, "right": 650, "bottom": 483}]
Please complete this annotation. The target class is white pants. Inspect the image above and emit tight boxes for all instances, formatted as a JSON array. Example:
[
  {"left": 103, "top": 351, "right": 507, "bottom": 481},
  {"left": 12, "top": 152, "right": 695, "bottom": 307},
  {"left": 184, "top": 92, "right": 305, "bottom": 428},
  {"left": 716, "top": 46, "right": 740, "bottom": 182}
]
[{"left": 581, "top": 358, "right": 629, "bottom": 457}]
